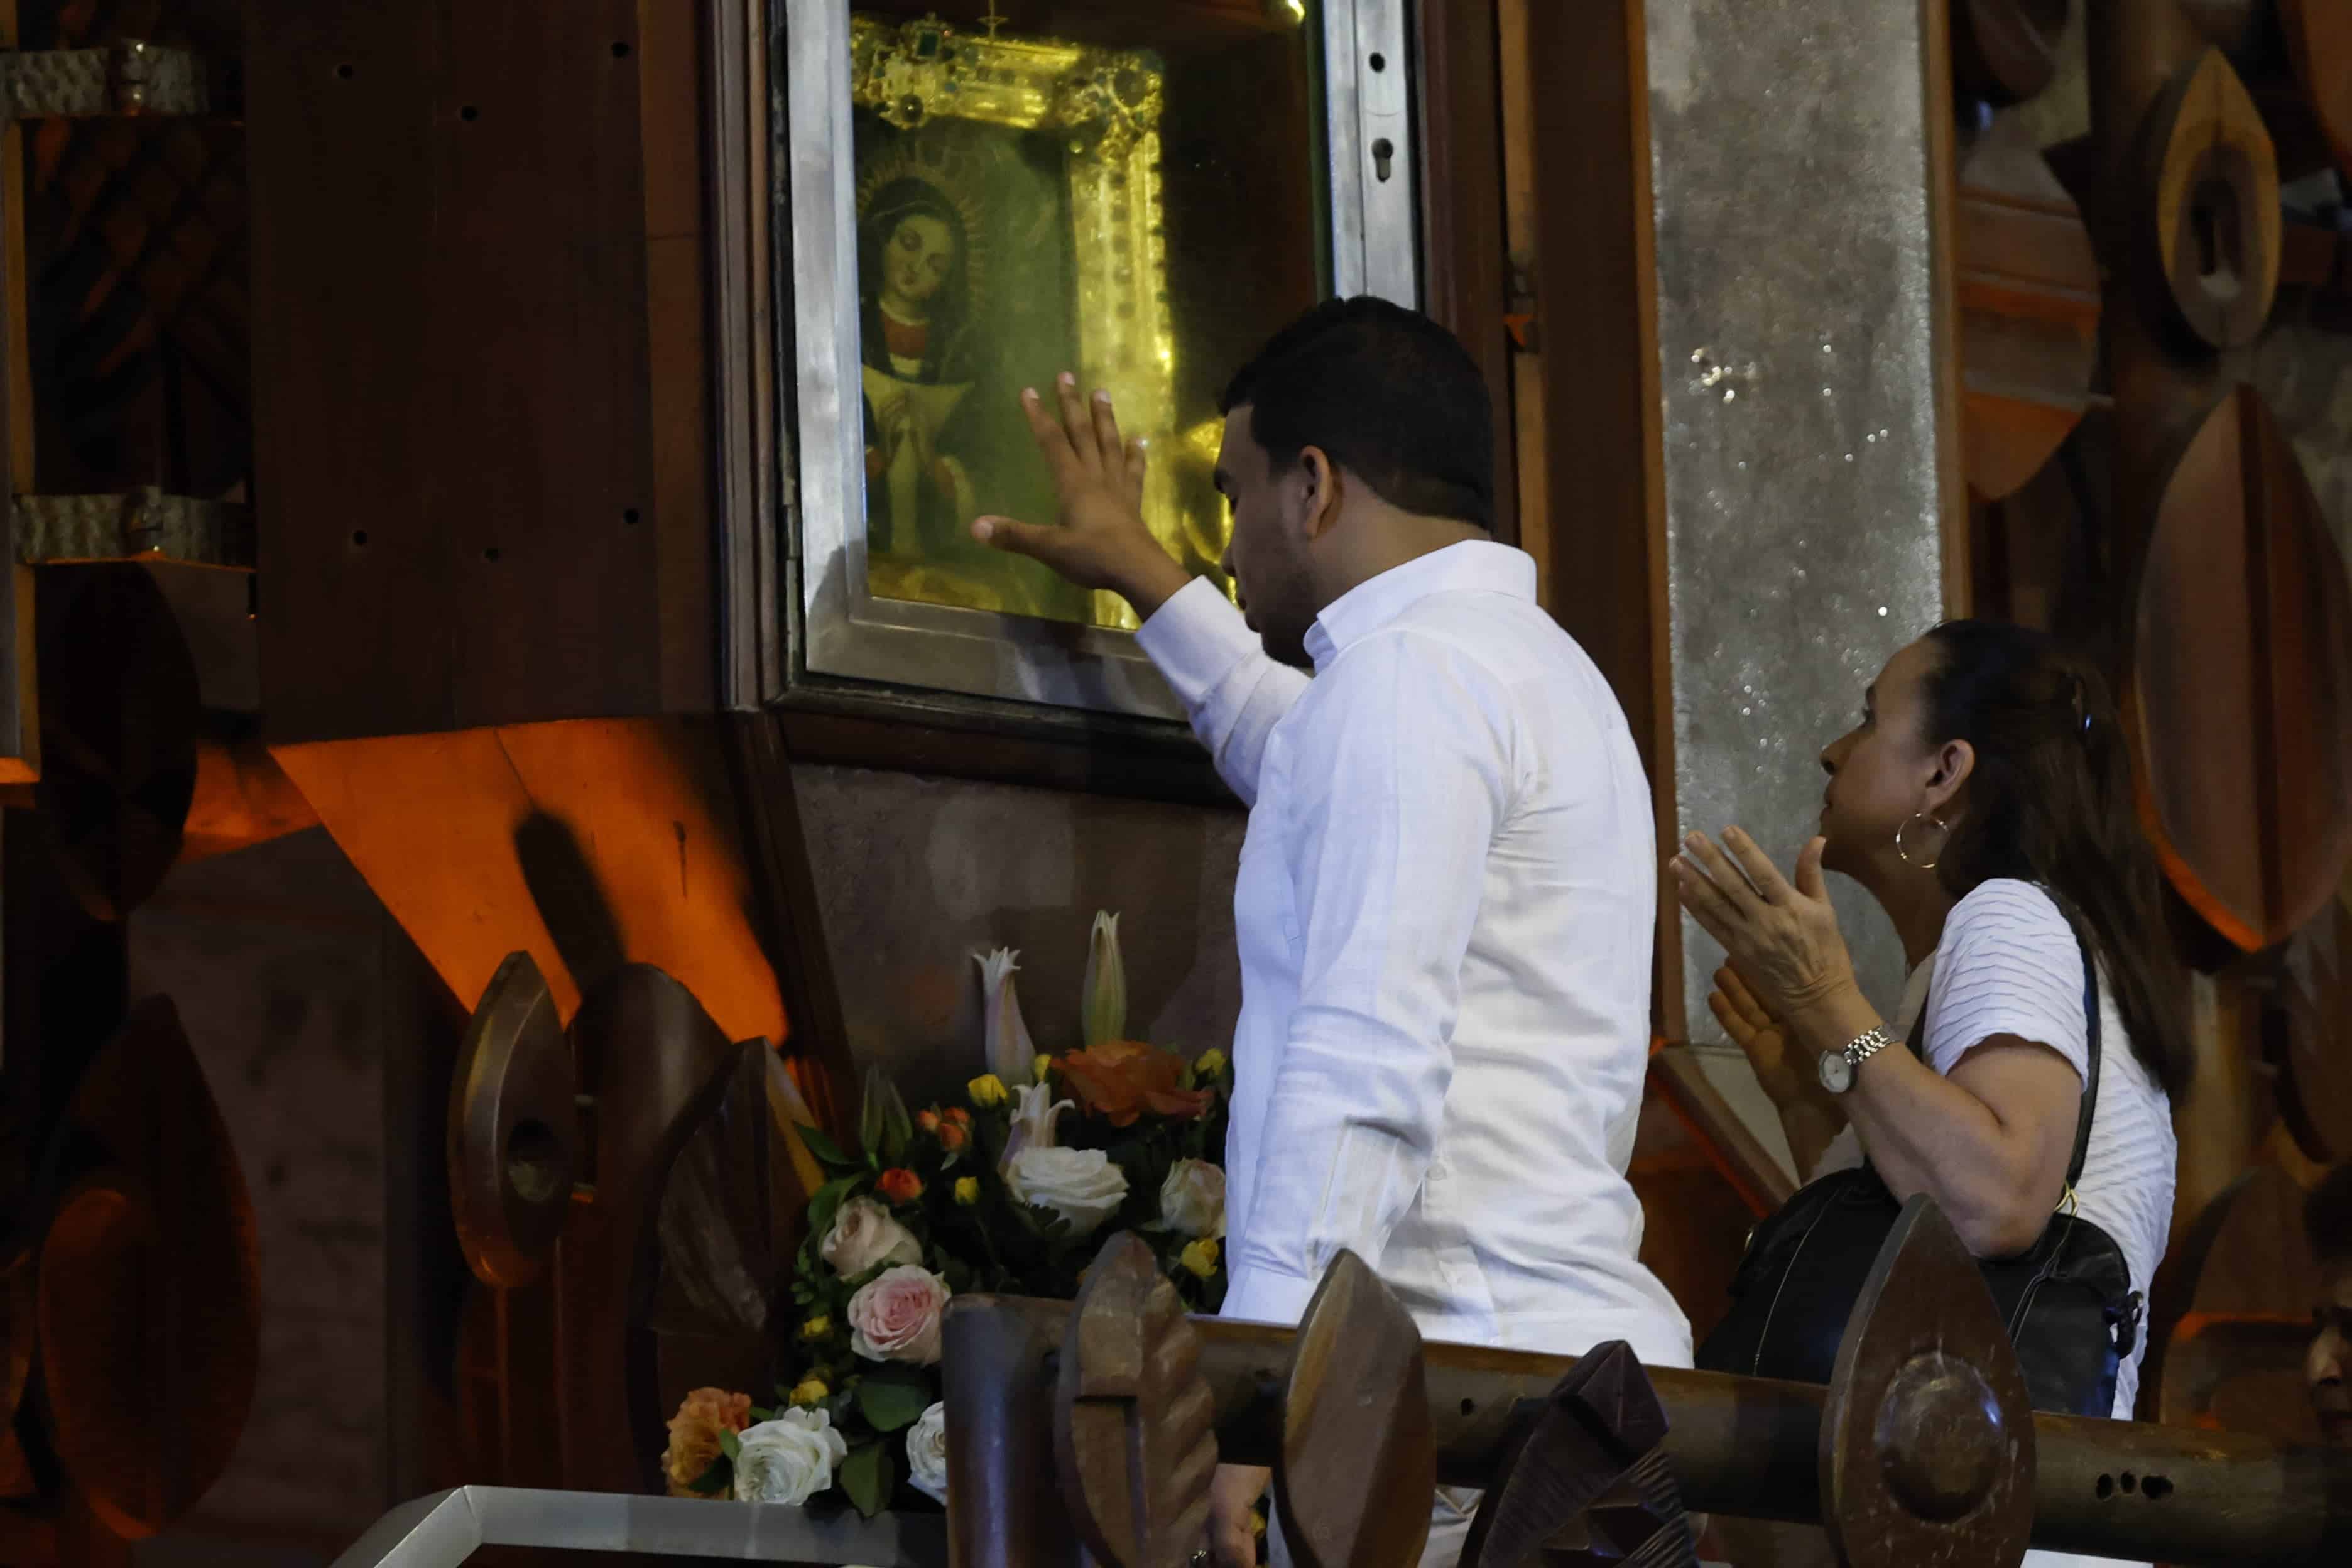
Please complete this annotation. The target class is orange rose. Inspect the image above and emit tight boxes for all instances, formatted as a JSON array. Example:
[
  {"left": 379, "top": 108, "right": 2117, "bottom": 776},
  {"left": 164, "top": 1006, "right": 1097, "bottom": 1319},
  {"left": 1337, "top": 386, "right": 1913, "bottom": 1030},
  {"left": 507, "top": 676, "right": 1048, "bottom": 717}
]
[
  {"left": 916, "top": 1109, "right": 943, "bottom": 1136},
  {"left": 941, "top": 1107, "right": 972, "bottom": 1129},
  {"left": 664, "top": 1386, "right": 752, "bottom": 1496},
  {"left": 877, "top": 1167, "right": 925, "bottom": 1204},
  {"left": 938, "top": 1119, "right": 971, "bottom": 1153},
  {"left": 1059, "top": 1040, "right": 1211, "bottom": 1128}
]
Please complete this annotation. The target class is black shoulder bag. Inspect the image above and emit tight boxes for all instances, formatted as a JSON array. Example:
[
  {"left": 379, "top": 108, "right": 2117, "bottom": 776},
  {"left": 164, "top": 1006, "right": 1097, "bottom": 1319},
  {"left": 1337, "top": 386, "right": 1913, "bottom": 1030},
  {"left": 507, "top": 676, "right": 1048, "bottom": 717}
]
[{"left": 1694, "top": 908, "right": 2144, "bottom": 1416}]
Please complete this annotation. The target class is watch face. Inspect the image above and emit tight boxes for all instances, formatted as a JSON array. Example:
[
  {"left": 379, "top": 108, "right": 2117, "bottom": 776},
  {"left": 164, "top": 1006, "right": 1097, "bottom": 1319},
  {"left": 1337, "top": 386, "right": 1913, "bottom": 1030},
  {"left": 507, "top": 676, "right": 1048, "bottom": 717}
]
[{"left": 1818, "top": 1050, "right": 1853, "bottom": 1095}]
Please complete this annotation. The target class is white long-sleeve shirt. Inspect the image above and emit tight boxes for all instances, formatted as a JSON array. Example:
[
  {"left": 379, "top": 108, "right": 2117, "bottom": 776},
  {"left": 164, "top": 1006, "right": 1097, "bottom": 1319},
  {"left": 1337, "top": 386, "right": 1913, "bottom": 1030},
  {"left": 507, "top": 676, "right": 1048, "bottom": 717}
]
[{"left": 1135, "top": 541, "right": 1692, "bottom": 1366}]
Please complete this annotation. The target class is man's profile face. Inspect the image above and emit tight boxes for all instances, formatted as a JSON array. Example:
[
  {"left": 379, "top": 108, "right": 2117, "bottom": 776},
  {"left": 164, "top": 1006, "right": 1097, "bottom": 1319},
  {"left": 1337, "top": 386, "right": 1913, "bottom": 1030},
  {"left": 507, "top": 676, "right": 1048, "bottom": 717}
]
[
  {"left": 2312, "top": 1256, "right": 2352, "bottom": 1447},
  {"left": 1213, "top": 404, "right": 1317, "bottom": 667}
]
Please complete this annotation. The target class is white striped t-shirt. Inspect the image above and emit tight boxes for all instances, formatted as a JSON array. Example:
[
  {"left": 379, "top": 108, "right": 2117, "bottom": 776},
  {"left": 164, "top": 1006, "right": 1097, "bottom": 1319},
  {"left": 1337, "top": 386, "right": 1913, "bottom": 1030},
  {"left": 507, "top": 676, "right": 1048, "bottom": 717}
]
[{"left": 1812, "top": 878, "right": 2177, "bottom": 1426}]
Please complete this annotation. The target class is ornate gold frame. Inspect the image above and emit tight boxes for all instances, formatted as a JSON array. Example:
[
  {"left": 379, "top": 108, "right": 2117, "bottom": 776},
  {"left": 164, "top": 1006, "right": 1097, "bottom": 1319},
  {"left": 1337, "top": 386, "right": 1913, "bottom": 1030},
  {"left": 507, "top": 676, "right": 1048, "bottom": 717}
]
[{"left": 848, "top": 12, "right": 1188, "bottom": 630}]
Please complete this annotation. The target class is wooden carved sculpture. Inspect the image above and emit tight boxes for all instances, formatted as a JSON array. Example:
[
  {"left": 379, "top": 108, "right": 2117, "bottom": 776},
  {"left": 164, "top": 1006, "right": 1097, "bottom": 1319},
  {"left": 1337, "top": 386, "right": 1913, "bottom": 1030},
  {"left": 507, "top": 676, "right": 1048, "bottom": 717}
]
[
  {"left": 2132, "top": 385, "right": 2352, "bottom": 952},
  {"left": 0, "top": 1249, "right": 35, "bottom": 1496},
  {"left": 28, "top": 998, "right": 259, "bottom": 1540},
  {"left": 447, "top": 944, "right": 819, "bottom": 1494},
  {"left": 1052, "top": 1231, "right": 1218, "bottom": 1568},
  {"left": 2135, "top": 48, "right": 2281, "bottom": 352},
  {"left": 643, "top": 1038, "right": 808, "bottom": 1438},
  {"left": 1957, "top": 117, "right": 2103, "bottom": 503},
  {"left": 1951, "top": 1, "right": 2073, "bottom": 106},
  {"left": 937, "top": 1222, "right": 2349, "bottom": 1564},
  {"left": 2148, "top": 1165, "right": 2324, "bottom": 1446},
  {"left": 552, "top": 963, "right": 746, "bottom": 1494},
  {"left": 31, "top": 565, "right": 200, "bottom": 923},
  {"left": 1457, "top": 1341, "right": 1697, "bottom": 1568},
  {"left": 2277, "top": 0, "right": 2352, "bottom": 172},
  {"left": 2184, "top": 0, "right": 2352, "bottom": 177},
  {"left": 2268, "top": 885, "right": 2352, "bottom": 1163},
  {"left": 448, "top": 949, "right": 579, "bottom": 1288},
  {"left": 1277, "top": 1250, "right": 1437, "bottom": 1568},
  {"left": 1820, "top": 1197, "right": 2035, "bottom": 1568}
]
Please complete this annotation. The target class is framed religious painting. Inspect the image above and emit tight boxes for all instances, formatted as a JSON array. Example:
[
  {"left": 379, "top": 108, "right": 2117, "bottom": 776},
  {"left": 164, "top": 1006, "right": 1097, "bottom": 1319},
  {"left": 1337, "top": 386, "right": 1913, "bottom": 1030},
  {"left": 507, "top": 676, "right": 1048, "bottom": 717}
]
[{"left": 768, "top": 0, "right": 1418, "bottom": 726}]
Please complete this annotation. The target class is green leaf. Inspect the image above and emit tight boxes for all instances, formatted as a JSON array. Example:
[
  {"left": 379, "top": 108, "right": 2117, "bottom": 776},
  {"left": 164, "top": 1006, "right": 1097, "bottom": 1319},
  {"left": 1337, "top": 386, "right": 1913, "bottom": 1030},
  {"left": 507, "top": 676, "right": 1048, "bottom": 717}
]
[
  {"left": 804, "top": 1175, "right": 861, "bottom": 1250},
  {"left": 797, "top": 1123, "right": 862, "bottom": 1174},
  {"left": 687, "top": 1454, "right": 732, "bottom": 1495},
  {"left": 748, "top": 1405, "right": 775, "bottom": 1424},
  {"left": 858, "top": 1367, "right": 935, "bottom": 1434},
  {"left": 882, "top": 1083, "right": 915, "bottom": 1162},
  {"left": 860, "top": 1067, "right": 888, "bottom": 1161},
  {"left": 718, "top": 1428, "right": 742, "bottom": 1465},
  {"left": 839, "top": 1440, "right": 894, "bottom": 1518}
]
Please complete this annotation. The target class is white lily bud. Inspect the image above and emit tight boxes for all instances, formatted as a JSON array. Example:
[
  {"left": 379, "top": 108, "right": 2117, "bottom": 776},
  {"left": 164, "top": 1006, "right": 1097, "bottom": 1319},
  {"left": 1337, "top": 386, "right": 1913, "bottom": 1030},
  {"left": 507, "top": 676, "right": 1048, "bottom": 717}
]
[
  {"left": 1081, "top": 911, "right": 1127, "bottom": 1047},
  {"left": 974, "top": 948, "right": 1038, "bottom": 1086},
  {"left": 1002, "top": 1081, "right": 1077, "bottom": 1170}
]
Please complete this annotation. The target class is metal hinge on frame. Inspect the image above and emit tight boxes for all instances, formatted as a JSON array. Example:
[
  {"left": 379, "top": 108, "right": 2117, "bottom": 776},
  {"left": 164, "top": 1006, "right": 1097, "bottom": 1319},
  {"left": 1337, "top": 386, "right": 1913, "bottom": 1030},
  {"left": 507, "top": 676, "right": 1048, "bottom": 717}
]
[
  {"left": 14, "top": 490, "right": 254, "bottom": 570},
  {"left": 0, "top": 40, "right": 231, "bottom": 120}
]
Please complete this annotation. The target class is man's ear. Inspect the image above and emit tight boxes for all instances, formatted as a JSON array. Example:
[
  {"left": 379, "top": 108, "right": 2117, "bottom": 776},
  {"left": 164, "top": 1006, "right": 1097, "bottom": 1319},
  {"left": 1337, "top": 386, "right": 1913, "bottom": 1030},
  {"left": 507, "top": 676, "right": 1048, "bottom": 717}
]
[{"left": 1297, "top": 446, "right": 1343, "bottom": 540}]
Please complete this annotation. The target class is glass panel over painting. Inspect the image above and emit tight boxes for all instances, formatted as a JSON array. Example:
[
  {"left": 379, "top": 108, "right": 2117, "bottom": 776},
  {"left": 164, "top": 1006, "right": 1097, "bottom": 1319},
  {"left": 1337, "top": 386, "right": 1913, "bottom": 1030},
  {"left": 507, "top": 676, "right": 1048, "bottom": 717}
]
[{"left": 847, "top": 0, "right": 1329, "bottom": 630}]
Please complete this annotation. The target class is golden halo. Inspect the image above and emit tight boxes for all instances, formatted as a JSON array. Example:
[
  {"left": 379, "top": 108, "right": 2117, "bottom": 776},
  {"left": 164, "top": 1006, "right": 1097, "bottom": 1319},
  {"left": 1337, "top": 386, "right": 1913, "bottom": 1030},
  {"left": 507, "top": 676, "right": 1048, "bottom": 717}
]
[{"left": 856, "top": 133, "right": 993, "bottom": 314}]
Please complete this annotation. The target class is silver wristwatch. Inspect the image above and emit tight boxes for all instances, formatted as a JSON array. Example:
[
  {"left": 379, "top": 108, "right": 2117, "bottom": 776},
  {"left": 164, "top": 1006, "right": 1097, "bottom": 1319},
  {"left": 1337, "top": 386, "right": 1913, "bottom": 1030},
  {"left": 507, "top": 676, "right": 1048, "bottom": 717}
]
[{"left": 1817, "top": 1025, "right": 1895, "bottom": 1094}]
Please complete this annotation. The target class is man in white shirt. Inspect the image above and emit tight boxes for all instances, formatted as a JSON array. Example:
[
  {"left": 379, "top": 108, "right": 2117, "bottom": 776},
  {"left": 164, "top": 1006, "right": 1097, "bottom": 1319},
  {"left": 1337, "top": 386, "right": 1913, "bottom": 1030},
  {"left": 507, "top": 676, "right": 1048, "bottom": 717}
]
[{"left": 972, "top": 298, "right": 1691, "bottom": 1567}]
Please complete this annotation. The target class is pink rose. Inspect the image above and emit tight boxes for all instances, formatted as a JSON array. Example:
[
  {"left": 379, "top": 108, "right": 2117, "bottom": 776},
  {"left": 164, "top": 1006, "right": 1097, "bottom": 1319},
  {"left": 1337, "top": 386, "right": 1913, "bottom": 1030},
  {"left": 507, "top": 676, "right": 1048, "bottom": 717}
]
[{"left": 847, "top": 1265, "right": 952, "bottom": 1365}]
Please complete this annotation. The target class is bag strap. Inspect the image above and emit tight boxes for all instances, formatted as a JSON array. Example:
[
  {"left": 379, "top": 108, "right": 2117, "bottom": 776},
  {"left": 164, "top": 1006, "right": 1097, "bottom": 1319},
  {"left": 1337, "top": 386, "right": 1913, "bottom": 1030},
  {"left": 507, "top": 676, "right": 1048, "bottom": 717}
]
[
  {"left": 1902, "top": 887, "right": 2103, "bottom": 1193},
  {"left": 2055, "top": 898, "right": 2102, "bottom": 1194}
]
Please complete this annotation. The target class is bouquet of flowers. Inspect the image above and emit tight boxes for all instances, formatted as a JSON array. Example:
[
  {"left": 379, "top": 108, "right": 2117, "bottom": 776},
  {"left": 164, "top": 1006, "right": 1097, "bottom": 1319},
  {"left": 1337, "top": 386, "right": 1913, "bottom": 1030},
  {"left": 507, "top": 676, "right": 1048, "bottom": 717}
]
[{"left": 660, "top": 912, "right": 1233, "bottom": 1513}]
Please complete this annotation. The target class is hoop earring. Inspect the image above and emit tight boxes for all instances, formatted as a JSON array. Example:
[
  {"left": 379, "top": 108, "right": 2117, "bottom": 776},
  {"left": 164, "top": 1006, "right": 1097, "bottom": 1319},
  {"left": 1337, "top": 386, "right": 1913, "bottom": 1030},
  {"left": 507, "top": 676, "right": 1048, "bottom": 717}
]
[{"left": 1895, "top": 812, "right": 1949, "bottom": 871}]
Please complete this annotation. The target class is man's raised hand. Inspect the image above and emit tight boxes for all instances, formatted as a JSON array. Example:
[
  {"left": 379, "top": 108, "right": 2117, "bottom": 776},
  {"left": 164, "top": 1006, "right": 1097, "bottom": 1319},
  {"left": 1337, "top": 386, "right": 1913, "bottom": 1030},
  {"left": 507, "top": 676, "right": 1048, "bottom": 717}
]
[{"left": 971, "top": 373, "right": 1192, "bottom": 620}]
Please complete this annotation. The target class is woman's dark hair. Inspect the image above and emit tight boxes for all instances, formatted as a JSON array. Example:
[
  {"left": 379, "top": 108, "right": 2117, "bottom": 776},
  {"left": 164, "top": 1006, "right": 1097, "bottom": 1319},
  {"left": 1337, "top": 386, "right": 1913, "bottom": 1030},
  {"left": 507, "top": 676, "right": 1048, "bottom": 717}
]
[
  {"left": 1221, "top": 296, "right": 1494, "bottom": 530},
  {"left": 1921, "top": 620, "right": 2193, "bottom": 1099}
]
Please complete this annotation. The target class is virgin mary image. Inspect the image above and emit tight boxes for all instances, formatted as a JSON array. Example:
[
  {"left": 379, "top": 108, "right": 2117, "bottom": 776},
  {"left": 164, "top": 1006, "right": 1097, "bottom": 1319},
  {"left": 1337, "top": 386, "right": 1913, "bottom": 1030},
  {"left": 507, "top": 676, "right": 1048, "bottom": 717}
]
[
  {"left": 858, "top": 172, "right": 983, "bottom": 560},
  {"left": 851, "top": 125, "right": 1092, "bottom": 622}
]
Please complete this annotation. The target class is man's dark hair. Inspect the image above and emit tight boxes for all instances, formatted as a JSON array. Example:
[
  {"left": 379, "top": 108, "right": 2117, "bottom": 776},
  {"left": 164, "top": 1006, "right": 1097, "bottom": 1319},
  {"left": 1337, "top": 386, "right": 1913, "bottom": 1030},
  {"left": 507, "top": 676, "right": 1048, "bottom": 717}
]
[
  {"left": 2309, "top": 1163, "right": 2352, "bottom": 1265},
  {"left": 1220, "top": 297, "right": 1494, "bottom": 530}
]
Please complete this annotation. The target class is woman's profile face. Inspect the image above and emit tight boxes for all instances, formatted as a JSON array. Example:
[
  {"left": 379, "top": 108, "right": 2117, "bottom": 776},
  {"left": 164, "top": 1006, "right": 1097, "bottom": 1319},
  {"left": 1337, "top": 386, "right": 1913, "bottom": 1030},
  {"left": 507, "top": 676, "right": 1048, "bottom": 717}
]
[
  {"left": 882, "top": 212, "right": 956, "bottom": 309},
  {"left": 1818, "top": 638, "right": 1944, "bottom": 877}
]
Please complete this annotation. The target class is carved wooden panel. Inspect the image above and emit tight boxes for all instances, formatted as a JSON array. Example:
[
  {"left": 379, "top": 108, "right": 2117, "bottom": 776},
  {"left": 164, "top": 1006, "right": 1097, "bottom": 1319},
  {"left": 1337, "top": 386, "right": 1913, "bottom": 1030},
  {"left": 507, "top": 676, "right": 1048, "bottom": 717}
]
[
  {"left": 448, "top": 949, "right": 578, "bottom": 1288},
  {"left": 2133, "top": 49, "right": 2280, "bottom": 351},
  {"left": 2148, "top": 1165, "right": 2323, "bottom": 1449},
  {"left": 2132, "top": 386, "right": 2352, "bottom": 952},
  {"left": 1956, "top": 119, "right": 2099, "bottom": 503},
  {"left": 29, "top": 997, "right": 258, "bottom": 1539}
]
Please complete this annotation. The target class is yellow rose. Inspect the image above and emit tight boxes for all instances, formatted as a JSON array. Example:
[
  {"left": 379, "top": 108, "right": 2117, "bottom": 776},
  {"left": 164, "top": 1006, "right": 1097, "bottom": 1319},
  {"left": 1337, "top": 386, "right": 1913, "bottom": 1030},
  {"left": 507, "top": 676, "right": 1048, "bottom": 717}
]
[
  {"left": 798, "top": 1315, "right": 832, "bottom": 1342},
  {"left": 1032, "top": 1053, "right": 1054, "bottom": 1083},
  {"left": 1180, "top": 1238, "right": 1220, "bottom": 1279},
  {"left": 954, "top": 1175, "right": 981, "bottom": 1206},
  {"left": 967, "top": 1073, "right": 1010, "bottom": 1109},
  {"left": 1195, "top": 1048, "right": 1229, "bottom": 1081},
  {"left": 1252, "top": 1507, "right": 1268, "bottom": 1538},
  {"left": 788, "top": 1378, "right": 829, "bottom": 1408}
]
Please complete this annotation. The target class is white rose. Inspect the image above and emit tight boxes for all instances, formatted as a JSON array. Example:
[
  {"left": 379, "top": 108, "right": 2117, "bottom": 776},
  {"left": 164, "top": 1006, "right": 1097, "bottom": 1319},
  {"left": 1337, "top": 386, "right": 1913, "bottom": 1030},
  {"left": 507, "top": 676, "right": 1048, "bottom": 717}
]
[
  {"left": 822, "top": 1196, "right": 922, "bottom": 1278},
  {"left": 905, "top": 1401, "right": 950, "bottom": 1506},
  {"left": 1006, "top": 1145, "right": 1129, "bottom": 1236},
  {"left": 733, "top": 1409, "right": 849, "bottom": 1506},
  {"left": 1158, "top": 1158, "right": 1226, "bottom": 1239}
]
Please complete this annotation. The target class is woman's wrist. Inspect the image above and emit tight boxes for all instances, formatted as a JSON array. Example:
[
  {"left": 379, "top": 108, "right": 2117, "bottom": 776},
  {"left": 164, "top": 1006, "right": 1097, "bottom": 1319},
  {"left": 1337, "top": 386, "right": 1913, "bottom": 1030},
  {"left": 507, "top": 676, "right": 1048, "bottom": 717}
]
[{"left": 1782, "top": 979, "right": 1882, "bottom": 1059}]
